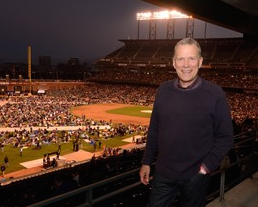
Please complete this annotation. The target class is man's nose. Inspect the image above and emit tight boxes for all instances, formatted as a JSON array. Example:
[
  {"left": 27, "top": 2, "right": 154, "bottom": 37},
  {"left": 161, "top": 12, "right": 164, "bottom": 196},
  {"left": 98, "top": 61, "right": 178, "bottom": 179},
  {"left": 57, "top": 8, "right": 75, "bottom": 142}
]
[{"left": 183, "top": 58, "right": 190, "bottom": 66}]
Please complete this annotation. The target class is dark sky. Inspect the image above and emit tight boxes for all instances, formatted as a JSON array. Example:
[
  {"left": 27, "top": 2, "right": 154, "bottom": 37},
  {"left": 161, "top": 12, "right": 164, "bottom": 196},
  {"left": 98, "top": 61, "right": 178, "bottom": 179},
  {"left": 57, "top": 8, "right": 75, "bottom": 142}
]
[{"left": 0, "top": 0, "right": 242, "bottom": 64}]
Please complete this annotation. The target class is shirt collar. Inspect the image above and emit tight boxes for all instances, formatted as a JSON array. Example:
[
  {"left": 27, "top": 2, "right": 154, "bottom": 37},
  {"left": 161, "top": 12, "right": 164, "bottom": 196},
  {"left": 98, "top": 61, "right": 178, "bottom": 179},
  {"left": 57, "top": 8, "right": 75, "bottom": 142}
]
[{"left": 175, "top": 76, "right": 201, "bottom": 90}]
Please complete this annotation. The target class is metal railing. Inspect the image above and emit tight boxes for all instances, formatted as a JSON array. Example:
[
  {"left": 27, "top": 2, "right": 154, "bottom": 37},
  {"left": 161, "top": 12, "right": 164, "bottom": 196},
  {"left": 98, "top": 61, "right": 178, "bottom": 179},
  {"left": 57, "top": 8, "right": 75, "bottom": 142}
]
[
  {"left": 26, "top": 129, "right": 258, "bottom": 207},
  {"left": 27, "top": 168, "right": 142, "bottom": 207}
]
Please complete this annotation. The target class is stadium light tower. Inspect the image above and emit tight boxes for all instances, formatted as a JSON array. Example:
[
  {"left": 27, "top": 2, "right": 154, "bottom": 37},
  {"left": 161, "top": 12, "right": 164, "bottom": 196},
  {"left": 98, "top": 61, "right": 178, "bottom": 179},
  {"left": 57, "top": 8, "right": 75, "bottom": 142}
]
[
  {"left": 136, "top": 10, "right": 193, "bottom": 39},
  {"left": 28, "top": 45, "right": 32, "bottom": 96}
]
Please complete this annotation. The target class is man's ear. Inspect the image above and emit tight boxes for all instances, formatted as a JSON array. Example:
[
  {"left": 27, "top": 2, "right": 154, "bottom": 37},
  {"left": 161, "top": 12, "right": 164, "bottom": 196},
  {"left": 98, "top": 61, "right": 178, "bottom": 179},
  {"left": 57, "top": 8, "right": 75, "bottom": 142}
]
[
  {"left": 172, "top": 58, "right": 176, "bottom": 68},
  {"left": 199, "top": 57, "right": 203, "bottom": 68}
]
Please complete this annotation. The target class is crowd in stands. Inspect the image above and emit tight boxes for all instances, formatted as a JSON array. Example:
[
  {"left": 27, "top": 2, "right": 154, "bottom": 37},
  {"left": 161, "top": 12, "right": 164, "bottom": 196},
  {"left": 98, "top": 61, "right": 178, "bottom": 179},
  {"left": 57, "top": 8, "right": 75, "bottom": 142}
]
[
  {"left": 0, "top": 70, "right": 256, "bottom": 206},
  {"left": 0, "top": 72, "right": 257, "bottom": 133},
  {"left": 0, "top": 96, "right": 87, "bottom": 128},
  {"left": 0, "top": 72, "right": 256, "bottom": 162},
  {"left": 87, "top": 69, "right": 258, "bottom": 89}
]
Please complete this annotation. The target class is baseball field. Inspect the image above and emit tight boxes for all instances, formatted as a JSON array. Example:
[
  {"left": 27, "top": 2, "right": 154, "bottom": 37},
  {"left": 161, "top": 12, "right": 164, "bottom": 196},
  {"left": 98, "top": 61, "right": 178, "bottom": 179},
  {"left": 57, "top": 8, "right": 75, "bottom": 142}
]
[
  {"left": 2, "top": 103, "right": 152, "bottom": 176},
  {"left": 71, "top": 103, "right": 152, "bottom": 126}
]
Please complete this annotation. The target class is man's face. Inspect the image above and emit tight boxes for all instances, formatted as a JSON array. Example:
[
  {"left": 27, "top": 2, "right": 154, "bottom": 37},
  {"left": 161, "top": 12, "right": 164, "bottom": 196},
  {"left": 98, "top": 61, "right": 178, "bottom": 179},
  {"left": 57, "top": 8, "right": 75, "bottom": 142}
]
[{"left": 173, "top": 44, "right": 203, "bottom": 88}]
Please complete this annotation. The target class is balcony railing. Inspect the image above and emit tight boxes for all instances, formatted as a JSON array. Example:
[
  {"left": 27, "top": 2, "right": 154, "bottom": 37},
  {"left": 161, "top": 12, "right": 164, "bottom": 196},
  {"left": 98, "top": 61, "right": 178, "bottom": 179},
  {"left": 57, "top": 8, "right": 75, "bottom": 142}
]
[{"left": 25, "top": 129, "right": 258, "bottom": 207}]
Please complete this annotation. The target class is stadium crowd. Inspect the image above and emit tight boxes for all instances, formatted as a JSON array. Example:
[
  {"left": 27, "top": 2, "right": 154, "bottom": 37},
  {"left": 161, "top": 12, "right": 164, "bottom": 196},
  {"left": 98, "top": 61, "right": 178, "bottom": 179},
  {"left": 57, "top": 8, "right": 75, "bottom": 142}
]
[
  {"left": 87, "top": 69, "right": 258, "bottom": 89},
  {"left": 0, "top": 80, "right": 255, "bottom": 162},
  {"left": 0, "top": 76, "right": 257, "bottom": 132},
  {"left": 0, "top": 71, "right": 257, "bottom": 206}
]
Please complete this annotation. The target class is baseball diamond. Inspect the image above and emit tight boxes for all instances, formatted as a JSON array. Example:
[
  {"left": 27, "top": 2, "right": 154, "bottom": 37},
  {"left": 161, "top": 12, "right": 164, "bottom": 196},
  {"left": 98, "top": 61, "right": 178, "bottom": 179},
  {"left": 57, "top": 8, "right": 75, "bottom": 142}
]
[{"left": 71, "top": 103, "right": 151, "bottom": 126}]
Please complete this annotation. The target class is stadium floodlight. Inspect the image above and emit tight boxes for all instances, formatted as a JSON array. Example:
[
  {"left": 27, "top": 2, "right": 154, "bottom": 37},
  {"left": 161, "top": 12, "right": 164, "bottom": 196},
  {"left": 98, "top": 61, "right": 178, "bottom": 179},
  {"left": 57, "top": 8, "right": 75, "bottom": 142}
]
[{"left": 136, "top": 10, "right": 191, "bottom": 21}]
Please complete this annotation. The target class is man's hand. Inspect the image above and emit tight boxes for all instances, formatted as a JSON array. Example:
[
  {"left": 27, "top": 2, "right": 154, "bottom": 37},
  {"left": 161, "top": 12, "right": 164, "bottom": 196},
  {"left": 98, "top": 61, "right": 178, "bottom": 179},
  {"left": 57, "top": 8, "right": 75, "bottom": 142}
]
[{"left": 140, "top": 165, "right": 150, "bottom": 185}]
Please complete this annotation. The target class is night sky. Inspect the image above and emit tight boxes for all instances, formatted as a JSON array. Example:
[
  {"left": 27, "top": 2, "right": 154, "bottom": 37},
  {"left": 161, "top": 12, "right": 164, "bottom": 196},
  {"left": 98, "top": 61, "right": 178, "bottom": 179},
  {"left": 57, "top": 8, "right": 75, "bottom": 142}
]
[{"left": 0, "top": 0, "right": 242, "bottom": 64}]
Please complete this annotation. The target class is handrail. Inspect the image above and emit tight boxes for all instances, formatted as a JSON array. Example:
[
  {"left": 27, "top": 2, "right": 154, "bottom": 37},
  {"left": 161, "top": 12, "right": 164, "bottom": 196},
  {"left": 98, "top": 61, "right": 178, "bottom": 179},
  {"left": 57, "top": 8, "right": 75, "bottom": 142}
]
[
  {"left": 27, "top": 168, "right": 142, "bottom": 207},
  {"left": 219, "top": 156, "right": 230, "bottom": 201},
  {"left": 26, "top": 129, "right": 258, "bottom": 207}
]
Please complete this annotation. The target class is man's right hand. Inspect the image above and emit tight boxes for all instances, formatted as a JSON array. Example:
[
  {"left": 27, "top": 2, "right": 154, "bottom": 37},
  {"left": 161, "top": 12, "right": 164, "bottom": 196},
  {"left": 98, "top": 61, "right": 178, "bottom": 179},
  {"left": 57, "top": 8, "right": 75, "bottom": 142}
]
[{"left": 139, "top": 165, "right": 150, "bottom": 185}]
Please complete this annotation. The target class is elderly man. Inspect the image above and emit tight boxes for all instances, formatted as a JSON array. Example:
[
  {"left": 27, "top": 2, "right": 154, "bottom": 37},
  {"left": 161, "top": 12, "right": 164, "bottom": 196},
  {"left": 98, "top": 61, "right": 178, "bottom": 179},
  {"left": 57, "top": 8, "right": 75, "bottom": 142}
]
[{"left": 140, "top": 38, "right": 233, "bottom": 207}]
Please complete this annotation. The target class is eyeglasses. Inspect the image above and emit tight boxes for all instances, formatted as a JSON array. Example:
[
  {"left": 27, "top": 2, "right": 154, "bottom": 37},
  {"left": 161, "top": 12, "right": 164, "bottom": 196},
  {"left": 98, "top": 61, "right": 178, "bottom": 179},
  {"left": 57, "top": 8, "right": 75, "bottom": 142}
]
[{"left": 174, "top": 56, "right": 199, "bottom": 64}]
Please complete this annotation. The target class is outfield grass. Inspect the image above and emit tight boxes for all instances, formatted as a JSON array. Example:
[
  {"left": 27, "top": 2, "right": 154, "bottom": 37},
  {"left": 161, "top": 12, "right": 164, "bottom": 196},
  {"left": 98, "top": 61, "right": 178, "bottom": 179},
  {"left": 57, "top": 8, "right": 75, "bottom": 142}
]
[
  {"left": 106, "top": 106, "right": 153, "bottom": 118},
  {"left": 1, "top": 104, "right": 150, "bottom": 175},
  {"left": 1, "top": 134, "right": 134, "bottom": 174}
]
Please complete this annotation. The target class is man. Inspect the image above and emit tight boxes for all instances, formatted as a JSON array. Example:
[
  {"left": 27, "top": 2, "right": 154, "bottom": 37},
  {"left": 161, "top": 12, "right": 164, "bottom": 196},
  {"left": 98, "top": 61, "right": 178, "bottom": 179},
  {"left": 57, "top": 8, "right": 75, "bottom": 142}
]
[
  {"left": 1, "top": 164, "right": 6, "bottom": 178},
  {"left": 4, "top": 155, "right": 9, "bottom": 167},
  {"left": 20, "top": 146, "right": 23, "bottom": 157},
  {"left": 139, "top": 38, "right": 234, "bottom": 207}
]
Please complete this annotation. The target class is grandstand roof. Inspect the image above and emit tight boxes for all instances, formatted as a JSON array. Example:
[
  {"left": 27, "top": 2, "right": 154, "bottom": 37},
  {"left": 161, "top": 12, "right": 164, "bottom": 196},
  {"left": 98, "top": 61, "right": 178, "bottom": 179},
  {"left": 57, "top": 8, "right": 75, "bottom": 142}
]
[{"left": 142, "top": 0, "right": 258, "bottom": 41}]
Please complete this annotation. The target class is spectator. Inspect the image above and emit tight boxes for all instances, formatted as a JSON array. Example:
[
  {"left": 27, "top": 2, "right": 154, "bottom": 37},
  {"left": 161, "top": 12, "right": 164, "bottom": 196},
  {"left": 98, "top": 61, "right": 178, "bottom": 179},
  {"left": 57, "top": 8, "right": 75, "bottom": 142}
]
[
  {"left": 139, "top": 38, "right": 234, "bottom": 207},
  {"left": 1, "top": 164, "right": 6, "bottom": 178},
  {"left": 4, "top": 155, "right": 9, "bottom": 167},
  {"left": 19, "top": 146, "right": 23, "bottom": 157},
  {"left": 1, "top": 143, "right": 4, "bottom": 152}
]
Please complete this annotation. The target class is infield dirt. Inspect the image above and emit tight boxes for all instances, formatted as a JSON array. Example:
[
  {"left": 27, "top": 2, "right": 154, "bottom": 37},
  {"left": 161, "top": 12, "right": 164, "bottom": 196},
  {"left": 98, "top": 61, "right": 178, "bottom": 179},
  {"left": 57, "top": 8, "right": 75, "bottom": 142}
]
[{"left": 72, "top": 103, "right": 150, "bottom": 126}]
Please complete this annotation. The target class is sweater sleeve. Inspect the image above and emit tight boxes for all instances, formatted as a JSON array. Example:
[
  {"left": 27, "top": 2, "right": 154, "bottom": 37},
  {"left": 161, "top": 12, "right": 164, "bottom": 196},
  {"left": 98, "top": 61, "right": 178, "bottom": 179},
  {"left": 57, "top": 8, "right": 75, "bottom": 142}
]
[
  {"left": 141, "top": 96, "right": 159, "bottom": 166},
  {"left": 202, "top": 91, "right": 234, "bottom": 172}
]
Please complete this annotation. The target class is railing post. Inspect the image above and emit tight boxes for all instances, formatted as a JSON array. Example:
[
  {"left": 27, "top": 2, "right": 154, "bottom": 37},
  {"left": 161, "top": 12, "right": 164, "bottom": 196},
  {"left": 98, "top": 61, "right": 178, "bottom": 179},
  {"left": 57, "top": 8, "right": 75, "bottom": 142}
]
[
  {"left": 219, "top": 156, "right": 230, "bottom": 202},
  {"left": 86, "top": 189, "right": 93, "bottom": 207}
]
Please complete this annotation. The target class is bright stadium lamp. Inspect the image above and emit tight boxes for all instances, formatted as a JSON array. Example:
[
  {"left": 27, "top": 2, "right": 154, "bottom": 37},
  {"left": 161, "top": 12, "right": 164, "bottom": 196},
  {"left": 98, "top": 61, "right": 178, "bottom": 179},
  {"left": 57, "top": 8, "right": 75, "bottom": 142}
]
[
  {"left": 136, "top": 10, "right": 191, "bottom": 20},
  {"left": 136, "top": 10, "right": 193, "bottom": 39}
]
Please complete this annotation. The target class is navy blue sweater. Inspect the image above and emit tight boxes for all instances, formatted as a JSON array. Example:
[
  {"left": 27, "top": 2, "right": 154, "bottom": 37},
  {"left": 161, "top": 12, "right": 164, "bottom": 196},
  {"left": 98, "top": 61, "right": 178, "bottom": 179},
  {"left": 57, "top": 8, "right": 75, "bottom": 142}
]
[{"left": 142, "top": 78, "right": 234, "bottom": 180}]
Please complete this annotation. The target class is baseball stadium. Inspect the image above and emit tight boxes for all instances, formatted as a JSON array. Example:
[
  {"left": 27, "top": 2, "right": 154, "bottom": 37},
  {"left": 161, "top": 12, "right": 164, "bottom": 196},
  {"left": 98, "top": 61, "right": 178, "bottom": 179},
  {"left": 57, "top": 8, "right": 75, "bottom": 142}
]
[{"left": 0, "top": 1, "right": 258, "bottom": 207}]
